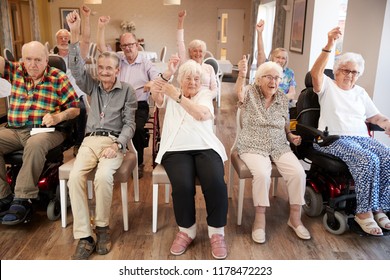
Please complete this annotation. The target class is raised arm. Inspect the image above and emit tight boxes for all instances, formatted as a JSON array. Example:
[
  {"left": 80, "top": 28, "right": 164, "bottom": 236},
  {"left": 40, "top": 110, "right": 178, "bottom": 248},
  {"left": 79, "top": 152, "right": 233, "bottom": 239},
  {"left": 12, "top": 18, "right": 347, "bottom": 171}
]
[
  {"left": 177, "top": 10, "right": 187, "bottom": 62},
  {"left": 66, "top": 10, "right": 81, "bottom": 44},
  {"left": 310, "top": 27, "right": 342, "bottom": 93},
  {"left": 96, "top": 16, "right": 110, "bottom": 53},
  {"left": 234, "top": 55, "right": 248, "bottom": 103},
  {"left": 80, "top": 5, "right": 91, "bottom": 59},
  {"left": 256, "top": 20, "right": 267, "bottom": 67}
]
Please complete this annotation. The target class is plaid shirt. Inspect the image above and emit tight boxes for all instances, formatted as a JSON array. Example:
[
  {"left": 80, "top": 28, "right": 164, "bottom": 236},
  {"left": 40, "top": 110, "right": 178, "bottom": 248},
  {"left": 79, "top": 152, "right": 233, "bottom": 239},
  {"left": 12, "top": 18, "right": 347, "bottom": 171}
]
[{"left": 1, "top": 60, "right": 79, "bottom": 127}]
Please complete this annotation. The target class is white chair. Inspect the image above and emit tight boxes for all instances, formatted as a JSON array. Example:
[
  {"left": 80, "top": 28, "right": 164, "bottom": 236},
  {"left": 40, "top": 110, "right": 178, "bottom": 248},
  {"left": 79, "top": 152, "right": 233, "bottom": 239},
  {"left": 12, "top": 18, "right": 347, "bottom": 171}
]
[
  {"left": 228, "top": 108, "right": 281, "bottom": 225},
  {"left": 152, "top": 164, "right": 201, "bottom": 233},
  {"left": 159, "top": 46, "right": 167, "bottom": 63},
  {"left": 204, "top": 50, "right": 214, "bottom": 59},
  {"left": 85, "top": 43, "right": 98, "bottom": 79},
  {"left": 203, "top": 57, "right": 223, "bottom": 108},
  {"left": 59, "top": 140, "right": 139, "bottom": 231}
]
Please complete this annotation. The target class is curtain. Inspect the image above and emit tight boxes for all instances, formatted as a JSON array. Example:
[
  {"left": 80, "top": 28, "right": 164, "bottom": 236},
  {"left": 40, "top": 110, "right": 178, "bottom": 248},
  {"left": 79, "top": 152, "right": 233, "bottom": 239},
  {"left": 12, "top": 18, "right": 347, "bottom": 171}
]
[
  {"left": 29, "top": 0, "right": 41, "bottom": 41},
  {"left": 0, "top": 0, "right": 13, "bottom": 54},
  {"left": 272, "top": 0, "right": 287, "bottom": 50}
]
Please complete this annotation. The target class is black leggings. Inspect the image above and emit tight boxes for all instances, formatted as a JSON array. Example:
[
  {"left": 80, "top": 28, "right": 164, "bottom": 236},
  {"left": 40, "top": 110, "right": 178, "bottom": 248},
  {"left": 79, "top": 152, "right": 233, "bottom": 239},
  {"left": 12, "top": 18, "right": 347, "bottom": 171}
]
[{"left": 161, "top": 149, "right": 228, "bottom": 228}]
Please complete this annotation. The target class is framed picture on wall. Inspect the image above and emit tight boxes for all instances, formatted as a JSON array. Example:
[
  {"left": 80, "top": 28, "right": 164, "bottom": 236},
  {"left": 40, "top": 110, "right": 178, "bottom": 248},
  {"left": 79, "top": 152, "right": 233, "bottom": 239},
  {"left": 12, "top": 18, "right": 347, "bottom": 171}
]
[
  {"left": 59, "top": 8, "right": 79, "bottom": 31},
  {"left": 289, "top": 0, "right": 307, "bottom": 53}
]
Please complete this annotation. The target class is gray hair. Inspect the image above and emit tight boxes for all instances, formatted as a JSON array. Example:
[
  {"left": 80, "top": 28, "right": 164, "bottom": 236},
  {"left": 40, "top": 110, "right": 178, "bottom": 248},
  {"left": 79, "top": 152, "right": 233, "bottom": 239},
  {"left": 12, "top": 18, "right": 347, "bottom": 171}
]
[
  {"left": 254, "top": 61, "right": 283, "bottom": 83},
  {"left": 334, "top": 52, "right": 365, "bottom": 77},
  {"left": 177, "top": 59, "right": 203, "bottom": 84},
  {"left": 98, "top": 51, "right": 121, "bottom": 68},
  {"left": 187, "top": 39, "right": 207, "bottom": 57},
  {"left": 55, "top": 29, "right": 71, "bottom": 38}
]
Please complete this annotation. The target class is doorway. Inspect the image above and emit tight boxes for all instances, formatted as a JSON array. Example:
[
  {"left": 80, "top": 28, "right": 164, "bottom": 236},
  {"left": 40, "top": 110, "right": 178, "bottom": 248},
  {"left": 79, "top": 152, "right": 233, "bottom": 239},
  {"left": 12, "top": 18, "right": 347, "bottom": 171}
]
[{"left": 216, "top": 9, "right": 245, "bottom": 64}]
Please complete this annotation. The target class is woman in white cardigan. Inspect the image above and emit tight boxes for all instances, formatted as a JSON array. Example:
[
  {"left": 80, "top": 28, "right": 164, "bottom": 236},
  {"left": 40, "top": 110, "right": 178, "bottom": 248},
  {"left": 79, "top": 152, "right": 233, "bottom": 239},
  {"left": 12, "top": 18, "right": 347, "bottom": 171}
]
[{"left": 151, "top": 58, "right": 228, "bottom": 260}]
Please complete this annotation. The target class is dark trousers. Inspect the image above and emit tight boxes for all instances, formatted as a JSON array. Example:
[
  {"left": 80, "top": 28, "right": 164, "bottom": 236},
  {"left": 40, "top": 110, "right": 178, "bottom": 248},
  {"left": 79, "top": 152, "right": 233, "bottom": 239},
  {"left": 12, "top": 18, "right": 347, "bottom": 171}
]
[
  {"left": 161, "top": 149, "right": 228, "bottom": 228},
  {"left": 134, "top": 101, "right": 149, "bottom": 165}
]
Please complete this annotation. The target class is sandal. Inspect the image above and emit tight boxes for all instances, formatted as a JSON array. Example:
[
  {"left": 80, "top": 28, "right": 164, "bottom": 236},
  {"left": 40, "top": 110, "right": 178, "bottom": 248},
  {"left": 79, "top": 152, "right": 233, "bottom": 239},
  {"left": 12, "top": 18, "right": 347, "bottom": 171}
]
[
  {"left": 2, "top": 199, "right": 33, "bottom": 226},
  {"left": 95, "top": 226, "right": 112, "bottom": 255},
  {"left": 374, "top": 213, "right": 390, "bottom": 230},
  {"left": 71, "top": 239, "right": 96, "bottom": 260},
  {"left": 354, "top": 215, "right": 383, "bottom": 236}
]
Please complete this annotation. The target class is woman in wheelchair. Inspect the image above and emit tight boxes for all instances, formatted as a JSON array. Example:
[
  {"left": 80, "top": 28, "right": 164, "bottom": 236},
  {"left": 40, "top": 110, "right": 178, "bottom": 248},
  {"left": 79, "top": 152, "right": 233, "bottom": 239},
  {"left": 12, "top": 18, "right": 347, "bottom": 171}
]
[
  {"left": 310, "top": 27, "right": 390, "bottom": 236},
  {"left": 235, "top": 60, "right": 310, "bottom": 243}
]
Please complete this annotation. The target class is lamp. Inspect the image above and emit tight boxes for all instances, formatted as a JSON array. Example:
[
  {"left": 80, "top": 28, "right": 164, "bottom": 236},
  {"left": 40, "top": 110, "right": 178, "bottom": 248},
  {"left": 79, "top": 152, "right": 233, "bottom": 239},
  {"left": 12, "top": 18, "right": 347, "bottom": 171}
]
[
  {"left": 163, "top": 0, "right": 180, "bottom": 5},
  {"left": 84, "top": 0, "right": 102, "bottom": 4}
]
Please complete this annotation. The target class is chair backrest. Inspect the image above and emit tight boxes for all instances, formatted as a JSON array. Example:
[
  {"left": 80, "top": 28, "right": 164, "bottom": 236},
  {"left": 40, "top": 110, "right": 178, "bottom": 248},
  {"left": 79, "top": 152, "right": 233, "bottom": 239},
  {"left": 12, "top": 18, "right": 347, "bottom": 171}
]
[
  {"left": 203, "top": 57, "right": 220, "bottom": 76},
  {"left": 160, "top": 46, "right": 167, "bottom": 63},
  {"left": 48, "top": 54, "right": 66, "bottom": 72},
  {"left": 137, "top": 44, "right": 145, "bottom": 51},
  {"left": 88, "top": 43, "right": 98, "bottom": 59},
  {"left": 230, "top": 107, "right": 243, "bottom": 152},
  {"left": 3, "top": 48, "right": 16, "bottom": 62},
  {"left": 296, "top": 70, "right": 334, "bottom": 130},
  {"left": 44, "top": 42, "right": 51, "bottom": 53},
  {"left": 204, "top": 50, "right": 214, "bottom": 59}
]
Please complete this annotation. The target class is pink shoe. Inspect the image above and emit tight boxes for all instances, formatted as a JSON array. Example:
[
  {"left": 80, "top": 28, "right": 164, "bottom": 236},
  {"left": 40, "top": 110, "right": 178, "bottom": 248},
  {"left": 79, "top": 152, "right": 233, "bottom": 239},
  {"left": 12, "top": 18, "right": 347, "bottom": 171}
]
[
  {"left": 170, "top": 232, "right": 193, "bottom": 256},
  {"left": 210, "top": 234, "right": 227, "bottom": 259}
]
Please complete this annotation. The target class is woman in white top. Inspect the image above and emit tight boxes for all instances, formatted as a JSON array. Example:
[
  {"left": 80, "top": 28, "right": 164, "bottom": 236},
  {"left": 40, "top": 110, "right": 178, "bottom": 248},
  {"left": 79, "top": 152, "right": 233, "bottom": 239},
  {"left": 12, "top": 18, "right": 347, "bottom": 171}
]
[
  {"left": 177, "top": 10, "right": 218, "bottom": 98},
  {"left": 311, "top": 27, "right": 390, "bottom": 236},
  {"left": 152, "top": 58, "right": 228, "bottom": 259}
]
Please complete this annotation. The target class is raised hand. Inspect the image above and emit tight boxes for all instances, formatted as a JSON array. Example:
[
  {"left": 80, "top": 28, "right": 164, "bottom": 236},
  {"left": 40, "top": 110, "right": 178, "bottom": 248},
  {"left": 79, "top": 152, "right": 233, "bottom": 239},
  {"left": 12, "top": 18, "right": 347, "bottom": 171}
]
[
  {"left": 98, "top": 16, "right": 111, "bottom": 28},
  {"left": 238, "top": 55, "right": 248, "bottom": 76},
  {"left": 66, "top": 10, "right": 81, "bottom": 33},
  {"left": 81, "top": 5, "right": 91, "bottom": 17},
  {"left": 178, "top": 10, "right": 186, "bottom": 20},
  {"left": 256, "top": 19, "right": 265, "bottom": 33},
  {"left": 327, "top": 27, "right": 342, "bottom": 46}
]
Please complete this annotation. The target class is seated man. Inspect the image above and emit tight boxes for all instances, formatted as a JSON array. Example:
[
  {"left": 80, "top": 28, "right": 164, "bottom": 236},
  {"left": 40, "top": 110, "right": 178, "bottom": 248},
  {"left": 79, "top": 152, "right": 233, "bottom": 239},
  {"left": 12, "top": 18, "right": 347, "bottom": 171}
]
[
  {"left": 97, "top": 15, "right": 160, "bottom": 178},
  {"left": 66, "top": 11, "right": 137, "bottom": 260},
  {"left": 0, "top": 41, "right": 80, "bottom": 225}
]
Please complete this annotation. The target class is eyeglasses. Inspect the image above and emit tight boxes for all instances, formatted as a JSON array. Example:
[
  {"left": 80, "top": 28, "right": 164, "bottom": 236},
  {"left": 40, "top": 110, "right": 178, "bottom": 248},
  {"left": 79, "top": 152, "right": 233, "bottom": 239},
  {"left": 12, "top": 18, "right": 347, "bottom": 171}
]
[
  {"left": 339, "top": 69, "right": 360, "bottom": 77},
  {"left": 120, "top": 42, "right": 137, "bottom": 49},
  {"left": 261, "top": 75, "right": 282, "bottom": 83}
]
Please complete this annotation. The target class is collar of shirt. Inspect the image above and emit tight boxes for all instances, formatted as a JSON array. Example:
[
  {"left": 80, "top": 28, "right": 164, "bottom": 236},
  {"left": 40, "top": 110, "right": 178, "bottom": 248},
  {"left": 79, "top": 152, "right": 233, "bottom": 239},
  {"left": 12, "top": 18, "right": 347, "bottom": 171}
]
[{"left": 98, "top": 77, "right": 123, "bottom": 92}]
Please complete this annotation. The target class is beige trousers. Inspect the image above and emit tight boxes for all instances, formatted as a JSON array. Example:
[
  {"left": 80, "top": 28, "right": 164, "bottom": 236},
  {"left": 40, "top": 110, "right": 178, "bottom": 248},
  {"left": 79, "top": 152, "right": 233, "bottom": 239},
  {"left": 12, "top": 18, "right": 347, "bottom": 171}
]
[
  {"left": 240, "top": 151, "right": 306, "bottom": 207},
  {"left": 68, "top": 136, "right": 123, "bottom": 239}
]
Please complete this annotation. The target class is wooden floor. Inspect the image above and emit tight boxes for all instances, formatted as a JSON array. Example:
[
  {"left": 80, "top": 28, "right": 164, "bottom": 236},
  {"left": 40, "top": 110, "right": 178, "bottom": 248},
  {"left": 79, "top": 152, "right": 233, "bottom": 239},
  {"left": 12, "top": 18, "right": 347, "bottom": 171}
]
[{"left": 1, "top": 82, "right": 389, "bottom": 260}]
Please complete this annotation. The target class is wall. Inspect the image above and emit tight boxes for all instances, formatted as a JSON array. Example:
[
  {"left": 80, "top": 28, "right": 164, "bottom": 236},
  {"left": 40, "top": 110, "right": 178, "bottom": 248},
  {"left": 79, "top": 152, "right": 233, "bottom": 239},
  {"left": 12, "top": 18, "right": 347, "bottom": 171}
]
[{"left": 46, "top": 0, "right": 252, "bottom": 60}]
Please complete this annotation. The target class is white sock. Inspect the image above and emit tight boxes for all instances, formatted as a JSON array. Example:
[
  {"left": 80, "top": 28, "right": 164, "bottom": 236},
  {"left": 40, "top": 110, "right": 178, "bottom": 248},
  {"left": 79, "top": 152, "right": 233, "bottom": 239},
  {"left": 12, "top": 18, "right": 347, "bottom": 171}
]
[
  {"left": 179, "top": 223, "right": 197, "bottom": 240},
  {"left": 208, "top": 226, "right": 225, "bottom": 238}
]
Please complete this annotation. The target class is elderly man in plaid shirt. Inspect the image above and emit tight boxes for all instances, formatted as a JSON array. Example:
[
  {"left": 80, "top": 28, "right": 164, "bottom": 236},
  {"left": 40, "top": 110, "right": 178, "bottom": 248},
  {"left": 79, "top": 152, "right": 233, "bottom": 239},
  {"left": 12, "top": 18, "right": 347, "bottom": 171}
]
[{"left": 0, "top": 41, "right": 80, "bottom": 225}]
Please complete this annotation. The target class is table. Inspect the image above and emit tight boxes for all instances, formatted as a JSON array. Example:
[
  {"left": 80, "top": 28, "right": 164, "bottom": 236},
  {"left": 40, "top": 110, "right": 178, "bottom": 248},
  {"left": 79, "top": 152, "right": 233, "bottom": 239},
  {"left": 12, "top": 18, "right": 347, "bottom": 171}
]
[{"left": 217, "top": 59, "right": 233, "bottom": 74}]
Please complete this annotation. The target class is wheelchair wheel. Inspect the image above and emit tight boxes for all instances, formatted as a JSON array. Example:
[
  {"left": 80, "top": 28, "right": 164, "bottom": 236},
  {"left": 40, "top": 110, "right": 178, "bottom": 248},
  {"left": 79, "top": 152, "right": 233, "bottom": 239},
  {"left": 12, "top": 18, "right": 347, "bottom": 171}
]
[
  {"left": 47, "top": 198, "right": 61, "bottom": 221},
  {"left": 303, "top": 186, "right": 323, "bottom": 217},
  {"left": 323, "top": 211, "right": 348, "bottom": 235}
]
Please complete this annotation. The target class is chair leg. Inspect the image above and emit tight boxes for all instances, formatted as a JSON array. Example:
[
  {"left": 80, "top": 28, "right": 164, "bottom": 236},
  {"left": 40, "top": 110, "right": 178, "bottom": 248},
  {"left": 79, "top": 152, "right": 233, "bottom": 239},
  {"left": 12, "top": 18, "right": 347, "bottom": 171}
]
[
  {"left": 164, "top": 184, "right": 170, "bottom": 203},
  {"left": 121, "top": 182, "right": 129, "bottom": 231},
  {"left": 271, "top": 177, "right": 278, "bottom": 197},
  {"left": 133, "top": 167, "right": 139, "bottom": 202},
  {"left": 237, "top": 178, "right": 245, "bottom": 226},
  {"left": 60, "top": 179, "right": 68, "bottom": 228},
  {"left": 228, "top": 162, "right": 234, "bottom": 198},
  {"left": 87, "top": 180, "right": 93, "bottom": 199},
  {"left": 152, "top": 183, "right": 159, "bottom": 233}
]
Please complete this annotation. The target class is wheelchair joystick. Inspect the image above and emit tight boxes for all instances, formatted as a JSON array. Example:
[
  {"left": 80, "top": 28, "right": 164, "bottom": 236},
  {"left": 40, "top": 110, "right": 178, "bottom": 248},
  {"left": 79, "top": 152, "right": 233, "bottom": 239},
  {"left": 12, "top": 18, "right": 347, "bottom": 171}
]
[{"left": 323, "top": 126, "right": 329, "bottom": 137}]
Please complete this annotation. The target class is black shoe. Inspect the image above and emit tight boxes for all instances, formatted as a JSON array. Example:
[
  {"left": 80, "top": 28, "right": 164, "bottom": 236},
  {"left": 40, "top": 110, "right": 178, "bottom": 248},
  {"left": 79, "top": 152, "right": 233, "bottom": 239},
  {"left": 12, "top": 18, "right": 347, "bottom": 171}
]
[
  {"left": 2, "top": 198, "right": 33, "bottom": 225},
  {"left": 0, "top": 194, "right": 13, "bottom": 213}
]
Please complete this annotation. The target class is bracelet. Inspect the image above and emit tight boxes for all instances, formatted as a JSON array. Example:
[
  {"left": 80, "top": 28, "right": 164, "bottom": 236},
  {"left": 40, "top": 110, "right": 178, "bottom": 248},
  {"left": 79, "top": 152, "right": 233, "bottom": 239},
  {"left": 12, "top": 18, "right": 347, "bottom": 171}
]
[
  {"left": 322, "top": 48, "right": 331, "bottom": 53},
  {"left": 159, "top": 73, "right": 170, "bottom": 82},
  {"left": 176, "top": 93, "right": 182, "bottom": 103}
]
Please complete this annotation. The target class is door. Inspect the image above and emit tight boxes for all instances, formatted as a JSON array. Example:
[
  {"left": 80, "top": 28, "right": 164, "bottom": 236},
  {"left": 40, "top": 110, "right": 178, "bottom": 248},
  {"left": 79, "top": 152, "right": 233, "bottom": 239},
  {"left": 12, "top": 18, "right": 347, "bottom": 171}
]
[{"left": 216, "top": 9, "right": 245, "bottom": 64}]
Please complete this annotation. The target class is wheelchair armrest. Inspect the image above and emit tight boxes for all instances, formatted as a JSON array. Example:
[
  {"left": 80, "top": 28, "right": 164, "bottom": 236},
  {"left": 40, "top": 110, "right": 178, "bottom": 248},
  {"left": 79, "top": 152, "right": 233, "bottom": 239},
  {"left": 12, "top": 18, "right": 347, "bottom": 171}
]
[
  {"left": 296, "top": 123, "right": 339, "bottom": 147},
  {"left": 0, "top": 114, "right": 7, "bottom": 125},
  {"left": 367, "top": 123, "right": 384, "bottom": 131}
]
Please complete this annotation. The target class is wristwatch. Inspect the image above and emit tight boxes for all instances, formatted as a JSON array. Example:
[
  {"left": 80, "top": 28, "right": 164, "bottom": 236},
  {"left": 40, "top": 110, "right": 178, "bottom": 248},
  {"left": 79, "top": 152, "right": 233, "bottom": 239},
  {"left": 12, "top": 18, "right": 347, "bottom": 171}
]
[{"left": 116, "top": 142, "right": 123, "bottom": 150}]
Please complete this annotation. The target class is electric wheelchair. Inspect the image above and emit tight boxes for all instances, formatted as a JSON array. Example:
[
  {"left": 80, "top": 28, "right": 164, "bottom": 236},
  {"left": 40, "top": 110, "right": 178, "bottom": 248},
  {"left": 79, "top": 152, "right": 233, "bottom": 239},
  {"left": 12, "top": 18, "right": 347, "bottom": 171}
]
[
  {"left": 1, "top": 55, "right": 77, "bottom": 222},
  {"left": 293, "top": 70, "right": 388, "bottom": 235}
]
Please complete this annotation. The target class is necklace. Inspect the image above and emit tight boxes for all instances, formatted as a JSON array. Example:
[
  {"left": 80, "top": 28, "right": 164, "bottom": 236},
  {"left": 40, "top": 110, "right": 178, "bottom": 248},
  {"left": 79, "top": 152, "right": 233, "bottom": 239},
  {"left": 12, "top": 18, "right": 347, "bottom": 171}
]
[{"left": 99, "top": 92, "right": 114, "bottom": 120}]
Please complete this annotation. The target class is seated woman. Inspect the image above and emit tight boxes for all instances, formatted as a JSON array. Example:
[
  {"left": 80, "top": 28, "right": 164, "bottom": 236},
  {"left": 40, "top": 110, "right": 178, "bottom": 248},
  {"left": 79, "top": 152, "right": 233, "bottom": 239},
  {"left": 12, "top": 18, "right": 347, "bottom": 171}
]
[
  {"left": 311, "top": 27, "right": 390, "bottom": 236},
  {"left": 151, "top": 58, "right": 228, "bottom": 259},
  {"left": 235, "top": 60, "right": 310, "bottom": 244},
  {"left": 177, "top": 10, "right": 218, "bottom": 98},
  {"left": 256, "top": 19, "right": 297, "bottom": 101}
]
